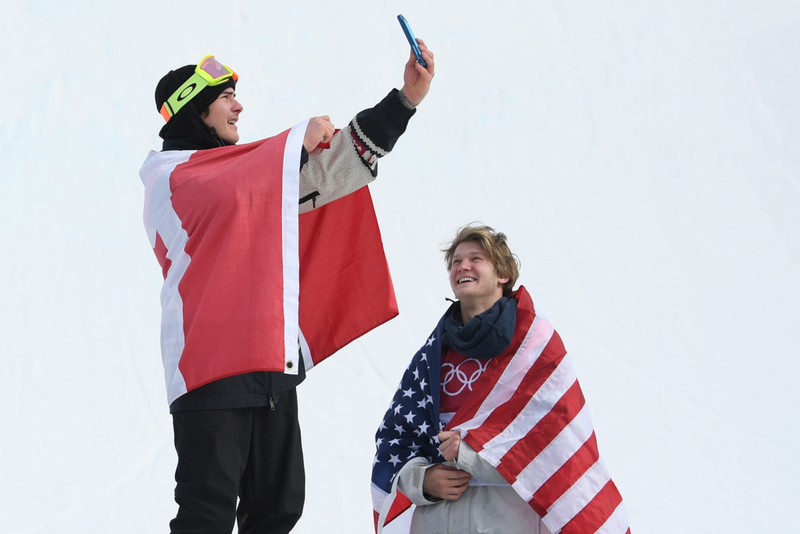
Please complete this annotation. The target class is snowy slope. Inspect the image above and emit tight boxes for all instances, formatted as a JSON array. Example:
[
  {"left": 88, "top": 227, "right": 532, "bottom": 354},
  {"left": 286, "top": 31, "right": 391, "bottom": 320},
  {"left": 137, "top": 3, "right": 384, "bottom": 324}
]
[{"left": 1, "top": 1, "right": 798, "bottom": 532}]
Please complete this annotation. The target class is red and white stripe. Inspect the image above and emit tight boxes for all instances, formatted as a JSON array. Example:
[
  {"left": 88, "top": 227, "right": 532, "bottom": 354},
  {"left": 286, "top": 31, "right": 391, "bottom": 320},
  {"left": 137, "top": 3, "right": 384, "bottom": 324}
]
[
  {"left": 451, "top": 290, "right": 630, "bottom": 534},
  {"left": 139, "top": 122, "right": 306, "bottom": 404},
  {"left": 141, "top": 149, "right": 194, "bottom": 399}
]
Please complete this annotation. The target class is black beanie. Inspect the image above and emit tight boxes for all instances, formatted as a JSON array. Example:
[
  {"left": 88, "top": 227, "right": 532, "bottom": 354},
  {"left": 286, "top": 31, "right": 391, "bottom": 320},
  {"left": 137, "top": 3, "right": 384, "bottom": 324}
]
[{"left": 154, "top": 64, "right": 238, "bottom": 151}]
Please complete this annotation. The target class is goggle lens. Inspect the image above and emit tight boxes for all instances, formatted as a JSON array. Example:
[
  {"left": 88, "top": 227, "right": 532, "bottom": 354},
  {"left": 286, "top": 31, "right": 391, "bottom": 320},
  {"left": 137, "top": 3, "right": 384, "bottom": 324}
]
[{"left": 198, "top": 56, "right": 232, "bottom": 81}]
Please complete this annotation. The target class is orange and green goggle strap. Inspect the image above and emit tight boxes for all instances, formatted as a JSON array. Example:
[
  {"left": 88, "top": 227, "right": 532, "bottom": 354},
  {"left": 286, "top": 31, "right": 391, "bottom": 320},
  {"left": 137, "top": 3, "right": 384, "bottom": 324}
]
[{"left": 159, "top": 55, "right": 239, "bottom": 122}]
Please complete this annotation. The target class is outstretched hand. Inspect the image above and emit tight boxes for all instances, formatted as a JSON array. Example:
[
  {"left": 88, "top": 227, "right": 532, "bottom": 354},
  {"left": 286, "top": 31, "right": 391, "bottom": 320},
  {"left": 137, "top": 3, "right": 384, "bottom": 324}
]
[
  {"left": 304, "top": 115, "right": 335, "bottom": 152},
  {"left": 401, "top": 38, "right": 435, "bottom": 105}
]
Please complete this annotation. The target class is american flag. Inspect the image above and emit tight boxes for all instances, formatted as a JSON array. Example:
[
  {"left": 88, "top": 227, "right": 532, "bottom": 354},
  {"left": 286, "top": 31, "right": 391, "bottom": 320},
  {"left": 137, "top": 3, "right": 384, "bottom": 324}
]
[{"left": 371, "top": 287, "right": 630, "bottom": 534}]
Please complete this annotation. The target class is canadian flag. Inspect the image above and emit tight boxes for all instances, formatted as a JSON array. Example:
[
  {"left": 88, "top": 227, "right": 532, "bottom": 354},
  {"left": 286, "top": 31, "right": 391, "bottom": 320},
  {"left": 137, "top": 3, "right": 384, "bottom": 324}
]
[{"left": 140, "top": 122, "right": 397, "bottom": 404}]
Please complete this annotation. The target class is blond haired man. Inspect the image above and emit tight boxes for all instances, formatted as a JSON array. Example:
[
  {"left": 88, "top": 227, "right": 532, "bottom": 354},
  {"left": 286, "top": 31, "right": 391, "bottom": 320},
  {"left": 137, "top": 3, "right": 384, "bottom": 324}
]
[{"left": 371, "top": 225, "right": 629, "bottom": 534}]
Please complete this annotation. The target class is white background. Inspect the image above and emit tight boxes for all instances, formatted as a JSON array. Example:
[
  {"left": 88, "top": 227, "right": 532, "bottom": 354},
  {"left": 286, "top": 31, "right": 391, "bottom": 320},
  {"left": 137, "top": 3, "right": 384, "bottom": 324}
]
[{"left": 1, "top": 1, "right": 798, "bottom": 532}]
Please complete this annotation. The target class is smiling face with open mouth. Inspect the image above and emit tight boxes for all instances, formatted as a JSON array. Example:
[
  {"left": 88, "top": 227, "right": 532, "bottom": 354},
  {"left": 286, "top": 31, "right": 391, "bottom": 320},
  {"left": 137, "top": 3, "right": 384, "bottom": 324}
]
[
  {"left": 449, "top": 240, "right": 509, "bottom": 322},
  {"left": 201, "top": 88, "right": 243, "bottom": 144}
]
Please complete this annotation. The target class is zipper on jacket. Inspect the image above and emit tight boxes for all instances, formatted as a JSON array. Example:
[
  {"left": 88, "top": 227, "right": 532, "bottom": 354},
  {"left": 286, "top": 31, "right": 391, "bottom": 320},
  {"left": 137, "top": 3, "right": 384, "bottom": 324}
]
[{"left": 268, "top": 372, "right": 276, "bottom": 410}]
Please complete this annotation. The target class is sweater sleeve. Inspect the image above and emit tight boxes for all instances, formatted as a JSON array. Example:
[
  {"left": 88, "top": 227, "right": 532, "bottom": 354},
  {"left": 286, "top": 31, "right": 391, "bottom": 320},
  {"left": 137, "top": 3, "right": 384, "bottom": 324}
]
[
  {"left": 396, "top": 458, "right": 443, "bottom": 506},
  {"left": 298, "top": 88, "right": 417, "bottom": 213},
  {"left": 454, "top": 441, "right": 508, "bottom": 484}
]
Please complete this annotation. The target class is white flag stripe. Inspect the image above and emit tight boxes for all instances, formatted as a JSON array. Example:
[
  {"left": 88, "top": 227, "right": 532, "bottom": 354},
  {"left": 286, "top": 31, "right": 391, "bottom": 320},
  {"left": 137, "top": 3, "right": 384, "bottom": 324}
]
[
  {"left": 159, "top": 201, "right": 191, "bottom": 402},
  {"left": 544, "top": 459, "right": 612, "bottom": 533},
  {"left": 140, "top": 150, "right": 193, "bottom": 246},
  {"left": 280, "top": 122, "right": 305, "bottom": 375},
  {"left": 511, "top": 403, "right": 594, "bottom": 500},
  {"left": 140, "top": 150, "right": 194, "bottom": 404},
  {"left": 456, "top": 315, "right": 553, "bottom": 434},
  {"left": 595, "top": 500, "right": 630, "bottom": 534},
  {"left": 478, "top": 353, "right": 578, "bottom": 465},
  {"left": 370, "top": 482, "right": 389, "bottom": 514}
]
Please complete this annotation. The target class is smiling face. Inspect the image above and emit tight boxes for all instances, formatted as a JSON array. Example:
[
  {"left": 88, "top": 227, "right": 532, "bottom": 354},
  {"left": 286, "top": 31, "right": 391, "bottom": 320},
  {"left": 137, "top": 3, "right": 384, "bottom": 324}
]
[
  {"left": 201, "top": 88, "right": 243, "bottom": 144},
  {"left": 449, "top": 240, "right": 509, "bottom": 322}
]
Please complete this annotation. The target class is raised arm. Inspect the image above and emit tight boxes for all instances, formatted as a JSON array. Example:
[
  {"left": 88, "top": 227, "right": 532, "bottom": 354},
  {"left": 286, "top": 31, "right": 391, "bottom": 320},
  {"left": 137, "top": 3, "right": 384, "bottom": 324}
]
[{"left": 297, "top": 40, "right": 435, "bottom": 213}]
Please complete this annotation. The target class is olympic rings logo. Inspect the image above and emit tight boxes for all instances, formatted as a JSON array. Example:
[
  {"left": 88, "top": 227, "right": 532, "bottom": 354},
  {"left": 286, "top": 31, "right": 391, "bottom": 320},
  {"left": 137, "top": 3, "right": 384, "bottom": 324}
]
[{"left": 441, "top": 358, "right": 489, "bottom": 396}]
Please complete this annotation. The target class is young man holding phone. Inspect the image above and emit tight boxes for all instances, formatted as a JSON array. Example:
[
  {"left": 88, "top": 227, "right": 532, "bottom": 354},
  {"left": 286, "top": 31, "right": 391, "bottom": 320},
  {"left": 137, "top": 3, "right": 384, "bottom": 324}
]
[{"left": 141, "top": 37, "right": 434, "bottom": 534}]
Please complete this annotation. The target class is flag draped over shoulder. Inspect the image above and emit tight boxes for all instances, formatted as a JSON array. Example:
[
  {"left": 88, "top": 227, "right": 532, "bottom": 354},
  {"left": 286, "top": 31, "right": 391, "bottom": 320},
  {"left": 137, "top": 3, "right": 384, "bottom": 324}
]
[
  {"left": 140, "top": 123, "right": 397, "bottom": 405},
  {"left": 371, "top": 287, "right": 629, "bottom": 534},
  {"left": 371, "top": 315, "right": 443, "bottom": 533},
  {"left": 297, "top": 185, "right": 398, "bottom": 371}
]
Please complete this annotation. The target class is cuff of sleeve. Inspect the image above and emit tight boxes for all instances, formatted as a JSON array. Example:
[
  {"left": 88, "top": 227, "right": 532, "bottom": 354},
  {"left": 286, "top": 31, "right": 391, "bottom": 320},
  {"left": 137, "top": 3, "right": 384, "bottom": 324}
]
[
  {"left": 453, "top": 440, "right": 508, "bottom": 484},
  {"left": 384, "top": 88, "right": 418, "bottom": 122},
  {"left": 350, "top": 88, "right": 416, "bottom": 156},
  {"left": 398, "top": 89, "right": 419, "bottom": 109},
  {"left": 453, "top": 440, "right": 479, "bottom": 472},
  {"left": 397, "top": 462, "right": 442, "bottom": 506}
]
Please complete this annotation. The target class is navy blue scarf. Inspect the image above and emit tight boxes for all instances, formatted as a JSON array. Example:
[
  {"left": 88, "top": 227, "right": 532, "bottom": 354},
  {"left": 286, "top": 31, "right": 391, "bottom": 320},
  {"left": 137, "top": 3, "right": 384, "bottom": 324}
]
[{"left": 442, "top": 297, "right": 517, "bottom": 360}]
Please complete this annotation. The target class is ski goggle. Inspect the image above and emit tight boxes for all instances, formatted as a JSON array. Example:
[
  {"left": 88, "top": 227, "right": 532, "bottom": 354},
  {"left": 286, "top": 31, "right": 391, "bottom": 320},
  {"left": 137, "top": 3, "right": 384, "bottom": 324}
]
[{"left": 159, "top": 55, "right": 239, "bottom": 122}]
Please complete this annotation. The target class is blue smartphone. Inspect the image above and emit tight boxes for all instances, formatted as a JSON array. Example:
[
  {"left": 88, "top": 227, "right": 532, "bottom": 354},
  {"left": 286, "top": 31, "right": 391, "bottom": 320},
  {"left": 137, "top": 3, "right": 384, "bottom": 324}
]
[{"left": 397, "top": 14, "right": 428, "bottom": 68}]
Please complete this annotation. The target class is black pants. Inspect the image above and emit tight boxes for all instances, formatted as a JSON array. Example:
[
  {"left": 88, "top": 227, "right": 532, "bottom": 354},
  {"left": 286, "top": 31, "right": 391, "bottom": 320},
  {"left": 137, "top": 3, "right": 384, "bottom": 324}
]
[{"left": 170, "top": 390, "right": 305, "bottom": 534}]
